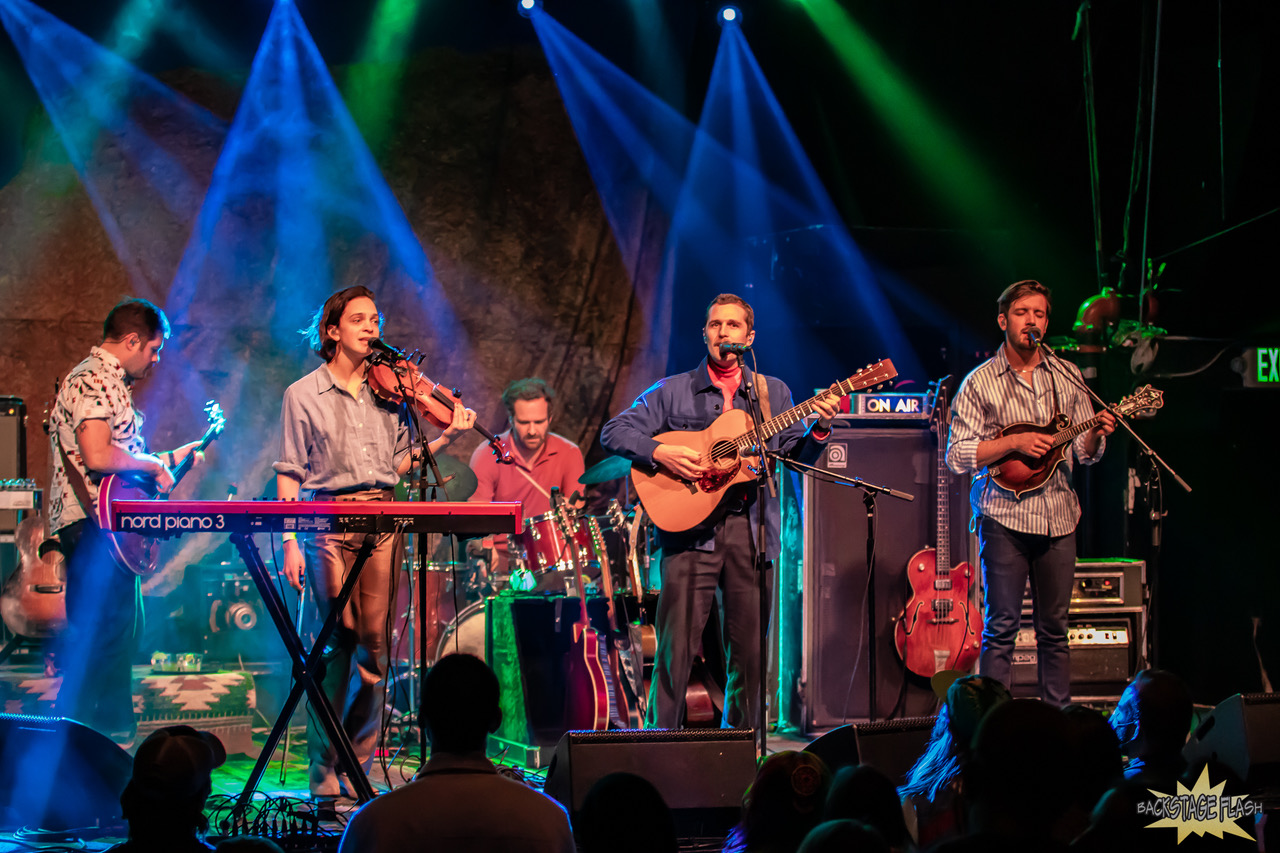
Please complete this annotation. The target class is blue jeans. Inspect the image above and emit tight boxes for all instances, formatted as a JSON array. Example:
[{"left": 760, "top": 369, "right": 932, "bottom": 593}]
[{"left": 977, "top": 516, "right": 1076, "bottom": 706}]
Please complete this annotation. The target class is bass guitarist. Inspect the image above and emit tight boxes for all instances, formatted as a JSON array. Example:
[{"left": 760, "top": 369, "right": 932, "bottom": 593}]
[
  {"left": 945, "top": 280, "right": 1114, "bottom": 706},
  {"left": 48, "top": 298, "right": 203, "bottom": 743},
  {"left": 600, "top": 293, "right": 840, "bottom": 729}
]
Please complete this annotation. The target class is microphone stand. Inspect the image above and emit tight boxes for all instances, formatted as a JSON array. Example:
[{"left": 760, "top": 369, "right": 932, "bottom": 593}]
[
  {"left": 777, "top": 456, "right": 913, "bottom": 722},
  {"left": 380, "top": 350, "right": 453, "bottom": 764},
  {"left": 1032, "top": 333, "right": 1188, "bottom": 670},
  {"left": 737, "top": 350, "right": 776, "bottom": 759}
]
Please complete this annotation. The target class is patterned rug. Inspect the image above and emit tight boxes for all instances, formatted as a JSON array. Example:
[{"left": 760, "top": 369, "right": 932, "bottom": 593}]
[{"left": 0, "top": 664, "right": 255, "bottom": 754}]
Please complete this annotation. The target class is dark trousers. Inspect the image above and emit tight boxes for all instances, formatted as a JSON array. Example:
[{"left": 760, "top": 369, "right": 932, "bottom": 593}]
[
  {"left": 977, "top": 516, "right": 1076, "bottom": 706},
  {"left": 649, "top": 512, "right": 770, "bottom": 729},
  {"left": 57, "top": 519, "right": 139, "bottom": 735}
]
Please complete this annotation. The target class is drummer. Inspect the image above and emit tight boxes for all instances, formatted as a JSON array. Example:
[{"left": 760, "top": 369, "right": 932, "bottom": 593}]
[{"left": 467, "top": 378, "right": 586, "bottom": 576}]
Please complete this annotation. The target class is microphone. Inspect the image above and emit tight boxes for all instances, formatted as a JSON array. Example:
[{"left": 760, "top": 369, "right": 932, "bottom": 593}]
[
  {"left": 719, "top": 342, "right": 751, "bottom": 357},
  {"left": 1025, "top": 327, "right": 1042, "bottom": 347},
  {"left": 368, "top": 338, "right": 407, "bottom": 360}
]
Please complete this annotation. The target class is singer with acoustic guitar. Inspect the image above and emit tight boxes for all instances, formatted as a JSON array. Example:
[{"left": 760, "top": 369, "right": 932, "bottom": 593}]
[
  {"left": 48, "top": 298, "right": 204, "bottom": 743},
  {"left": 600, "top": 293, "right": 841, "bottom": 730},
  {"left": 945, "top": 280, "right": 1115, "bottom": 706}
]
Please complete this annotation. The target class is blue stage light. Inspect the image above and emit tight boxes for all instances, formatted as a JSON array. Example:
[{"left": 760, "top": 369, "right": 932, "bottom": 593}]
[
  {"left": 517, "top": 0, "right": 541, "bottom": 17},
  {"left": 718, "top": 6, "right": 741, "bottom": 26}
]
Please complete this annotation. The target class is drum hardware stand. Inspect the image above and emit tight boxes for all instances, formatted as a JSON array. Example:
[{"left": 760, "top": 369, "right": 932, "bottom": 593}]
[{"left": 775, "top": 456, "right": 913, "bottom": 723}]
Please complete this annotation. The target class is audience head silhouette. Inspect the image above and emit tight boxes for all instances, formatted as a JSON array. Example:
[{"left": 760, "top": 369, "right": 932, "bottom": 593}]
[
  {"left": 119, "top": 725, "right": 226, "bottom": 845},
  {"left": 1109, "top": 669, "right": 1193, "bottom": 781},
  {"left": 576, "top": 772, "right": 677, "bottom": 853},
  {"left": 421, "top": 653, "right": 502, "bottom": 754}
]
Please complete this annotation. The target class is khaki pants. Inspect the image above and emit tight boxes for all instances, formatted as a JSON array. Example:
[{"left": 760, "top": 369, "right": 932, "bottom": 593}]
[{"left": 304, "top": 503, "right": 403, "bottom": 796}]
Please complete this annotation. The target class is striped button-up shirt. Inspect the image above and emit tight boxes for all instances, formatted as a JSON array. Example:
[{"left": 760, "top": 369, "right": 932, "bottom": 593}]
[{"left": 945, "top": 345, "right": 1105, "bottom": 537}]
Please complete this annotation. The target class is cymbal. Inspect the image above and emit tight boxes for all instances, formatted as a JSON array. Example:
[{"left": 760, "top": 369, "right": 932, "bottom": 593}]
[
  {"left": 579, "top": 455, "right": 632, "bottom": 485},
  {"left": 394, "top": 452, "right": 479, "bottom": 501}
]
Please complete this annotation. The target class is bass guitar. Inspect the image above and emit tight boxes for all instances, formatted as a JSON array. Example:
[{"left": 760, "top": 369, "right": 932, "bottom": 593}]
[
  {"left": 96, "top": 400, "right": 225, "bottom": 577},
  {"left": 894, "top": 378, "right": 980, "bottom": 678},
  {"left": 552, "top": 495, "right": 610, "bottom": 731},
  {"left": 632, "top": 360, "right": 897, "bottom": 532},
  {"left": 989, "top": 385, "right": 1163, "bottom": 497}
]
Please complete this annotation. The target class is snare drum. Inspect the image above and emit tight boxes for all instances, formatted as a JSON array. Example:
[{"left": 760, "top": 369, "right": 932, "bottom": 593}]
[{"left": 435, "top": 600, "right": 487, "bottom": 663}]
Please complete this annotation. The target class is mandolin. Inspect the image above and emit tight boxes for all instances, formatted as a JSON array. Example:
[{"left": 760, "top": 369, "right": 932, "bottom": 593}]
[
  {"left": 894, "top": 379, "right": 980, "bottom": 678},
  {"left": 632, "top": 360, "right": 897, "bottom": 532},
  {"left": 95, "top": 400, "right": 224, "bottom": 577},
  {"left": 989, "top": 386, "right": 1163, "bottom": 497}
]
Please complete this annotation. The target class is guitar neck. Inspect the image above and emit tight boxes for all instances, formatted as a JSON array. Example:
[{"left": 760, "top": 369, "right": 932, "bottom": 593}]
[
  {"left": 936, "top": 423, "right": 950, "bottom": 576},
  {"left": 1051, "top": 413, "right": 1103, "bottom": 448},
  {"left": 729, "top": 376, "right": 856, "bottom": 451},
  {"left": 169, "top": 424, "right": 220, "bottom": 485}
]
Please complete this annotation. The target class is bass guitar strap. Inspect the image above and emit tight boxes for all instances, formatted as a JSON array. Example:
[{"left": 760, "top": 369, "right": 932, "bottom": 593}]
[{"left": 57, "top": 438, "right": 99, "bottom": 531}]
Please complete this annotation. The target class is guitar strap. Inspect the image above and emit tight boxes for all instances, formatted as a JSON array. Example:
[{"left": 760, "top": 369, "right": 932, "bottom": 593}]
[
  {"left": 754, "top": 368, "right": 773, "bottom": 426},
  {"left": 57, "top": 438, "right": 99, "bottom": 531}
]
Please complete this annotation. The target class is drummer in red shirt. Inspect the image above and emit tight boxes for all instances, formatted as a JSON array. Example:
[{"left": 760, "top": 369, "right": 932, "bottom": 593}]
[{"left": 467, "top": 378, "right": 586, "bottom": 581}]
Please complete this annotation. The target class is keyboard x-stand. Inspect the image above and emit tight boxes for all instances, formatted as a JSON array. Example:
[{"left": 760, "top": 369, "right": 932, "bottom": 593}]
[{"left": 108, "top": 499, "right": 521, "bottom": 815}]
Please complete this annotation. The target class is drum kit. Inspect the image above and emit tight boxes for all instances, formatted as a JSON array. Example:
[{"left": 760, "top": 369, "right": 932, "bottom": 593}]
[{"left": 424, "top": 454, "right": 657, "bottom": 664}]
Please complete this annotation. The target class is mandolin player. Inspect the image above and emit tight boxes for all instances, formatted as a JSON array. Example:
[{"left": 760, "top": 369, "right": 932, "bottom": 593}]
[{"left": 945, "top": 280, "right": 1115, "bottom": 706}]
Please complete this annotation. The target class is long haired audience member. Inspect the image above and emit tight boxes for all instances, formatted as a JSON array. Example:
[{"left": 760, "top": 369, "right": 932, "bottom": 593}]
[
  {"left": 931, "top": 699, "right": 1074, "bottom": 853},
  {"left": 109, "top": 726, "right": 226, "bottom": 853},
  {"left": 723, "top": 751, "right": 832, "bottom": 853},
  {"left": 898, "top": 674, "right": 1010, "bottom": 848}
]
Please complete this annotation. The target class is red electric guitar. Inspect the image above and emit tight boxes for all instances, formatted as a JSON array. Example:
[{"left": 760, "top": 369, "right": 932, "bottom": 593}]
[
  {"left": 894, "top": 379, "right": 981, "bottom": 678},
  {"left": 96, "top": 400, "right": 225, "bottom": 577},
  {"left": 553, "top": 497, "right": 610, "bottom": 731}
]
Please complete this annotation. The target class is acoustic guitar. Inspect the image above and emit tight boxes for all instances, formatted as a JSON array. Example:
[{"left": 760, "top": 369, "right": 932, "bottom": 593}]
[
  {"left": 632, "top": 360, "right": 897, "bottom": 532},
  {"left": 0, "top": 515, "right": 67, "bottom": 640},
  {"left": 582, "top": 511, "right": 644, "bottom": 728},
  {"left": 989, "top": 385, "right": 1163, "bottom": 497},
  {"left": 893, "top": 379, "right": 980, "bottom": 677},
  {"left": 96, "top": 400, "right": 225, "bottom": 577}
]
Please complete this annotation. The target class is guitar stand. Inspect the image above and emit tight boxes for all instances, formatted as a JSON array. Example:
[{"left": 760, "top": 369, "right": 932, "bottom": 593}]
[{"left": 230, "top": 532, "right": 379, "bottom": 817}]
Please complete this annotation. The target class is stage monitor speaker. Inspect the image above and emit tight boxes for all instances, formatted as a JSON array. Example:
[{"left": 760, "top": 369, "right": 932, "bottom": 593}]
[
  {"left": 1183, "top": 692, "right": 1280, "bottom": 792},
  {"left": 804, "top": 716, "right": 936, "bottom": 787},
  {"left": 0, "top": 713, "right": 132, "bottom": 830},
  {"left": 543, "top": 728, "right": 756, "bottom": 839},
  {"left": 799, "top": 426, "right": 971, "bottom": 728}
]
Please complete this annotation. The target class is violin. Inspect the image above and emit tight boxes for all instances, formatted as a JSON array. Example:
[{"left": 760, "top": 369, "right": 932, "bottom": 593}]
[{"left": 366, "top": 348, "right": 512, "bottom": 464}]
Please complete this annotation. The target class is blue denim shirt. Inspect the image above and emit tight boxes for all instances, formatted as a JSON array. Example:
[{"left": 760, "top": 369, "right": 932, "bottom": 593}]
[{"left": 600, "top": 358, "right": 827, "bottom": 560}]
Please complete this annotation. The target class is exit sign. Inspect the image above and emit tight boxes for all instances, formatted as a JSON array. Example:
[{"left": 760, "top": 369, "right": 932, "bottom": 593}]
[{"left": 1244, "top": 347, "right": 1280, "bottom": 388}]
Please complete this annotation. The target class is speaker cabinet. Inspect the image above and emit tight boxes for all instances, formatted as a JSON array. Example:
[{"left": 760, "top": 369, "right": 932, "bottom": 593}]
[
  {"left": 804, "top": 715, "right": 937, "bottom": 787},
  {"left": 788, "top": 426, "right": 972, "bottom": 729},
  {"left": 0, "top": 397, "right": 26, "bottom": 536},
  {"left": 1183, "top": 692, "right": 1280, "bottom": 791},
  {"left": 543, "top": 728, "right": 756, "bottom": 839},
  {"left": 0, "top": 713, "right": 132, "bottom": 830}
]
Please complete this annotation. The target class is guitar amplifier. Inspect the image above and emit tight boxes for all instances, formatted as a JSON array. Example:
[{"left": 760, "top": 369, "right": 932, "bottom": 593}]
[
  {"left": 1010, "top": 610, "right": 1142, "bottom": 700},
  {"left": 1022, "top": 558, "right": 1146, "bottom": 614}
]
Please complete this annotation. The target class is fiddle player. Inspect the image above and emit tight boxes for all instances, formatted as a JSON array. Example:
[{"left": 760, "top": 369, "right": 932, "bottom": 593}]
[
  {"left": 945, "top": 280, "right": 1115, "bottom": 706},
  {"left": 600, "top": 293, "right": 840, "bottom": 729},
  {"left": 274, "top": 285, "right": 476, "bottom": 801},
  {"left": 49, "top": 297, "right": 204, "bottom": 743},
  {"left": 466, "top": 378, "right": 585, "bottom": 578}
]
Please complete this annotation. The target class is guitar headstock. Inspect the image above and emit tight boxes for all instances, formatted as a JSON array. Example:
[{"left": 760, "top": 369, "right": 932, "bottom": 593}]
[
  {"left": 840, "top": 359, "right": 898, "bottom": 395},
  {"left": 1114, "top": 385, "right": 1164, "bottom": 419},
  {"left": 204, "top": 400, "right": 226, "bottom": 436}
]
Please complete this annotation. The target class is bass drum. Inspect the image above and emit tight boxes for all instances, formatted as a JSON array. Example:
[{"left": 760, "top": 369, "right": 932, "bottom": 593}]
[{"left": 434, "top": 599, "right": 487, "bottom": 663}]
